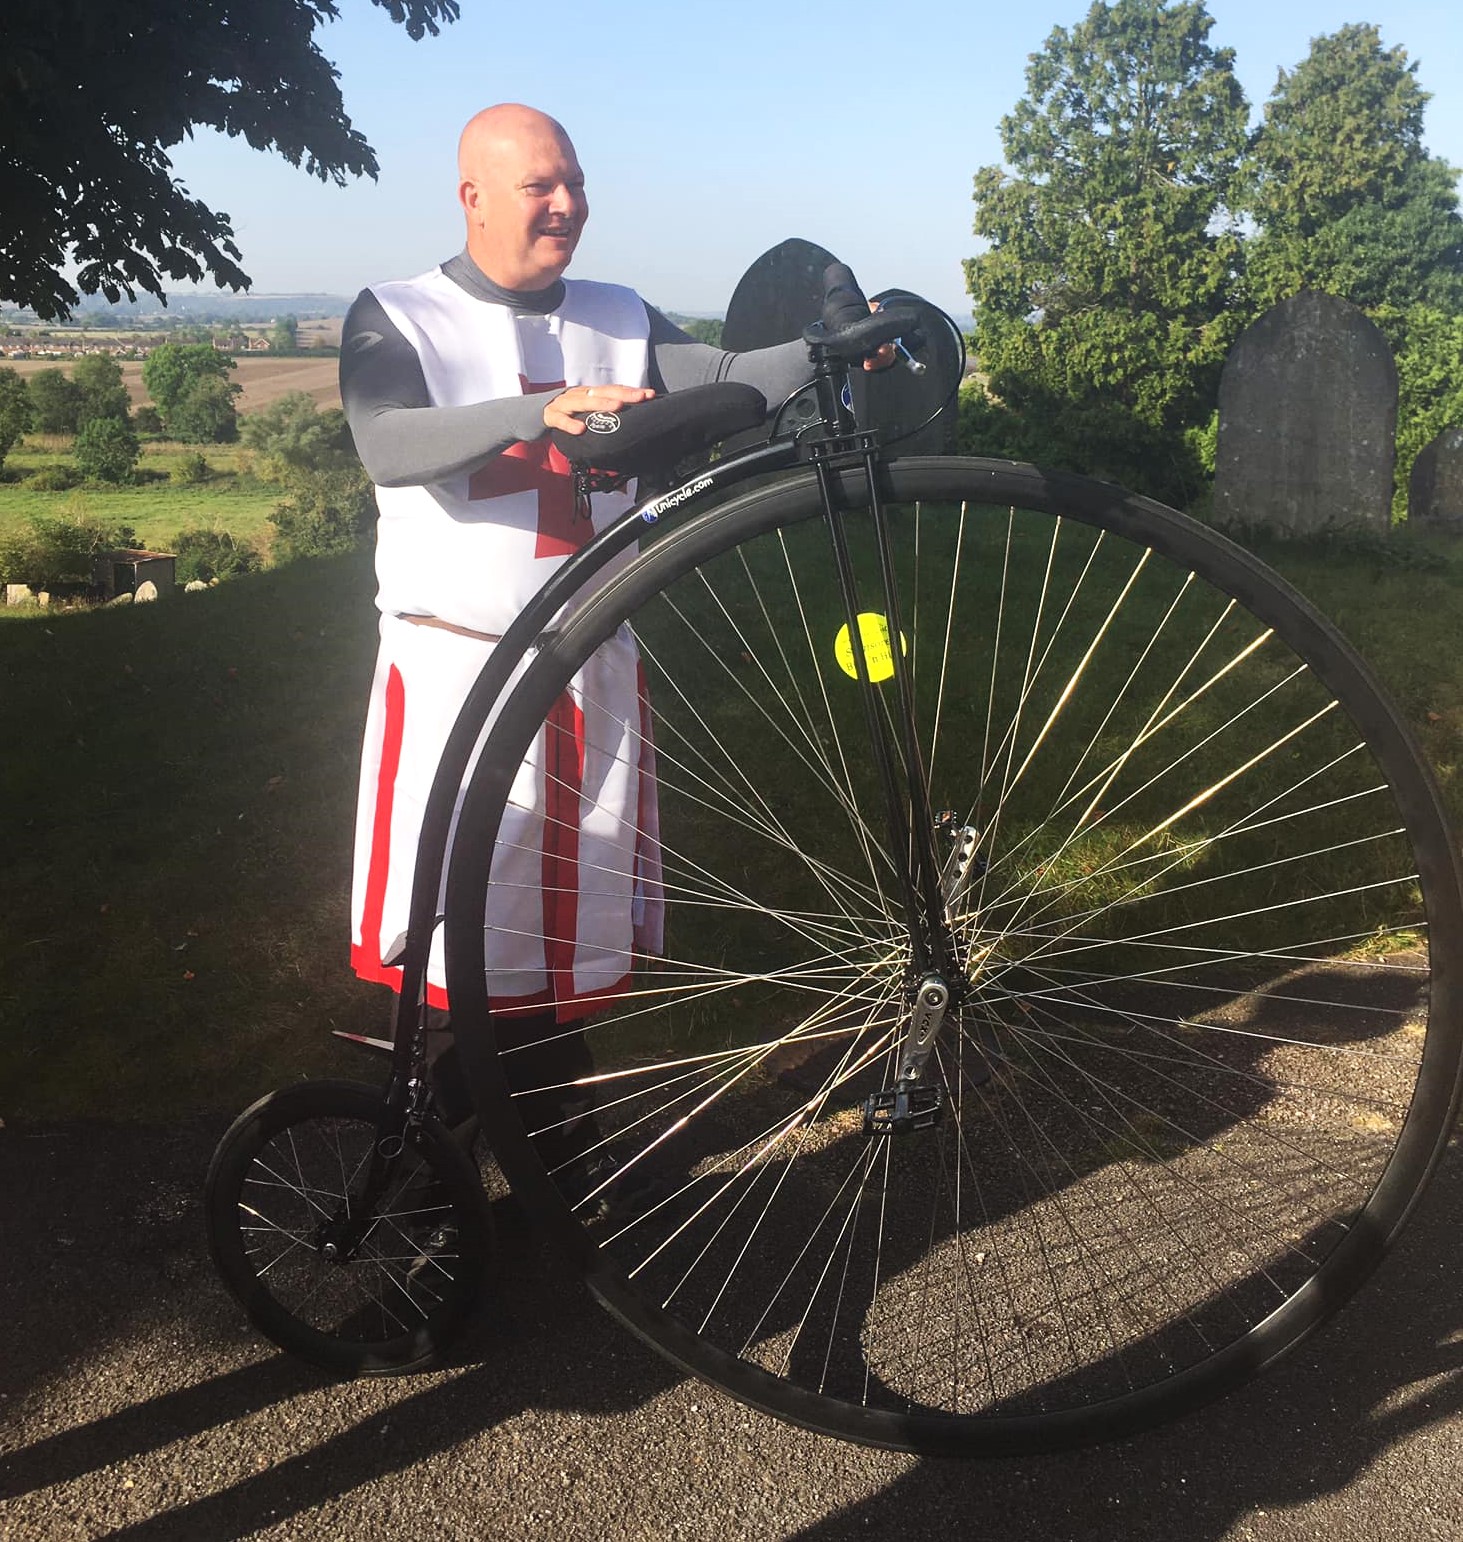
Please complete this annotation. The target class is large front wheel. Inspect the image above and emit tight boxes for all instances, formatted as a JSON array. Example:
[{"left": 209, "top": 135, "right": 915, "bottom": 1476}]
[{"left": 446, "top": 458, "right": 1463, "bottom": 1453}]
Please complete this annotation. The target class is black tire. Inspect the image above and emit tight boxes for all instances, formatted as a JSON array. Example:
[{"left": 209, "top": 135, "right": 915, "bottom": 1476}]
[
  {"left": 205, "top": 1080, "right": 490, "bottom": 1376},
  {"left": 444, "top": 457, "right": 1463, "bottom": 1452}
]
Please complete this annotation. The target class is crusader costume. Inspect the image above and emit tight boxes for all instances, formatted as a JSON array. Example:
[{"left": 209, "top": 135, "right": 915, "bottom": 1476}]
[{"left": 341, "top": 253, "right": 812, "bottom": 1019}]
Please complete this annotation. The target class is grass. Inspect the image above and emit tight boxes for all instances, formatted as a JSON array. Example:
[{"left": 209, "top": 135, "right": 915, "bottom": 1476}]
[
  {"left": 0, "top": 549, "right": 385, "bottom": 1122},
  {"left": 0, "top": 436, "right": 280, "bottom": 555},
  {"left": 1, "top": 507, "right": 1459, "bottom": 1126}
]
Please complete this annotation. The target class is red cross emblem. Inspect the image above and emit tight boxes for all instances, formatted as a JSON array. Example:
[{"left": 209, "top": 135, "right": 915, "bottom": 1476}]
[{"left": 466, "top": 374, "right": 588, "bottom": 558}]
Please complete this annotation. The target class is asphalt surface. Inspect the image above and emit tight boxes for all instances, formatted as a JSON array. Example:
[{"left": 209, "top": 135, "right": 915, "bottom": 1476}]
[{"left": 2, "top": 1115, "right": 1462, "bottom": 1541}]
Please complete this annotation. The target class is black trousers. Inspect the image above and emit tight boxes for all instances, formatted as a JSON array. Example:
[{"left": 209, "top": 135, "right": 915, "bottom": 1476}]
[{"left": 427, "top": 1007, "right": 599, "bottom": 1173}]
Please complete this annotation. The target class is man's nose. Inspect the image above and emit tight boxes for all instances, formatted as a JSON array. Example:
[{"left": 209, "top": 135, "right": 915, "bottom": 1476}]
[{"left": 549, "top": 183, "right": 576, "bottom": 215}]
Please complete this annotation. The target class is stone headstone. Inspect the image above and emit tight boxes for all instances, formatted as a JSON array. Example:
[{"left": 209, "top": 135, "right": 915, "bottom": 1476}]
[
  {"left": 1214, "top": 292, "right": 1397, "bottom": 534},
  {"left": 134, "top": 580, "right": 159, "bottom": 604},
  {"left": 1408, "top": 427, "right": 1463, "bottom": 525},
  {"left": 5, "top": 584, "right": 32, "bottom": 606},
  {"left": 849, "top": 288, "right": 961, "bottom": 454},
  {"left": 722, "top": 238, "right": 838, "bottom": 353}
]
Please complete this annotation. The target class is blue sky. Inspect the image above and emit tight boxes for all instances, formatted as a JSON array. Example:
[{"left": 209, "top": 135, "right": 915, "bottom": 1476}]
[{"left": 163, "top": 0, "right": 1463, "bottom": 317}]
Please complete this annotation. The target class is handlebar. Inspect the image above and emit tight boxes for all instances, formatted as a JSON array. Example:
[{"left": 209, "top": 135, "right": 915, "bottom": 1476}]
[{"left": 805, "top": 263, "right": 923, "bottom": 363}]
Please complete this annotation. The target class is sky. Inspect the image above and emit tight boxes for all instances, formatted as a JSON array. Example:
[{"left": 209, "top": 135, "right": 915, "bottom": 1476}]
[{"left": 161, "top": 0, "right": 1463, "bottom": 319}]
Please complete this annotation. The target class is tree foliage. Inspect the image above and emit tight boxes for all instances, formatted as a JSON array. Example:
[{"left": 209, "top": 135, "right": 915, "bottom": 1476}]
[
  {"left": 171, "top": 525, "right": 261, "bottom": 582},
  {"left": 74, "top": 415, "right": 141, "bottom": 483},
  {"left": 270, "top": 315, "right": 301, "bottom": 353},
  {"left": 1375, "top": 305, "right": 1463, "bottom": 519},
  {"left": 71, "top": 353, "right": 132, "bottom": 427},
  {"left": 0, "top": 513, "right": 140, "bottom": 587},
  {"left": 241, "top": 391, "right": 357, "bottom": 479},
  {"left": 1, "top": 0, "right": 460, "bottom": 320},
  {"left": 965, "top": 0, "right": 1249, "bottom": 500},
  {"left": 1241, "top": 24, "right": 1463, "bottom": 312},
  {"left": 170, "top": 377, "right": 240, "bottom": 444},
  {"left": 679, "top": 318, "right": 724, "bottom": 348},
  {"left": 241, "top": 390, "right": 373, "bottom": 557},
  {"left": 0, "top": 366, "right": 33, "bottom": 472},
  {"left": 26, "top": 367, "right": 83, "bottom": 434},
  {"left": 141, "top": 342, "right": 238, "bottom": 432},
  {"left": 269, "top": 466, "right": 375, "bottom": 560}
]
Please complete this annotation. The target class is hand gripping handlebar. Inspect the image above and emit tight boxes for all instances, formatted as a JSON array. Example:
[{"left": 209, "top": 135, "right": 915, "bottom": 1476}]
[{"left": 804, "top": 262, "right": 923, "bottom": 363}]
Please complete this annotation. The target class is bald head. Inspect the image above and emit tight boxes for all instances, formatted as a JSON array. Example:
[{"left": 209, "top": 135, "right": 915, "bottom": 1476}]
[{"left": 457, "top": 104, "right": 587, "bottom": 290}]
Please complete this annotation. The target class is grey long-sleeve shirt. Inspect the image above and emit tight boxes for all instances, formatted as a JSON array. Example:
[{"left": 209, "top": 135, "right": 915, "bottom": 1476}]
[{"left": 340, "top": 251, "right": 812, "bottom": 489}]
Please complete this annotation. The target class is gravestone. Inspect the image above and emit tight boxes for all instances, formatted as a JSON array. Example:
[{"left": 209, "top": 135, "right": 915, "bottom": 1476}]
[
  {"left": 723, "top": 243, "right": 959, "bottom": 452},
  {"left": 1408, "top": 427, "right": 1463, "bottom": 525},
  {"left": 722, "top": 237, "right": 838, "bottom": 352},
  {"left": 719, "top": 239, "right": 838, "bottom": 452},
  {"left": 1213, "top": 291, "right": 1396, "bottom": 534}
]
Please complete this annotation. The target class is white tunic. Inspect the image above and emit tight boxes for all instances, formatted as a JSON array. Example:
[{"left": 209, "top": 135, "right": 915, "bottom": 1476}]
[{"left": 350, "top": 273, "right": 663, "bottom": 1015}]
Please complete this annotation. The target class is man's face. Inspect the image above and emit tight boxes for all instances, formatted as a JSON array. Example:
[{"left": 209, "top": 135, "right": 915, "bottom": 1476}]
[{"left": 460, "top": 122, "right": 588, "bottom": 290}]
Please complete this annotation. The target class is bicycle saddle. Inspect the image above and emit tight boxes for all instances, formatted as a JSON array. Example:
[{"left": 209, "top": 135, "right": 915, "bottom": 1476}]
[{"left": 548, "top": 381, "right": 768, "bottom": 475}]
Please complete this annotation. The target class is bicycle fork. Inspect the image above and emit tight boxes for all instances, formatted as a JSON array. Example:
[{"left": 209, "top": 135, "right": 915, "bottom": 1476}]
[{"left": 809, "top": 430, "right": 972, "bottom": 1136}]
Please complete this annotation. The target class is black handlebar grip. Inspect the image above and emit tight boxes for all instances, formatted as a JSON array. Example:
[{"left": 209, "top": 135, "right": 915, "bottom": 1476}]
[{"left": 822, "top": 262, "right": 871, "bottom": 331}]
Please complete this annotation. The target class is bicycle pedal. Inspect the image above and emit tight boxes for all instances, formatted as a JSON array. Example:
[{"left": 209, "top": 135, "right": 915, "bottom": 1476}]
[{"left": 862, "top": 1083, "right": 943, "bottom": 1135}]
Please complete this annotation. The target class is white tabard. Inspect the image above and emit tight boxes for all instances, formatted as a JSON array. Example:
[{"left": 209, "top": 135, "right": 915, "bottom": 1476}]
[{"left": 349, "top": 273, "right": 663, "bottom": 1016}]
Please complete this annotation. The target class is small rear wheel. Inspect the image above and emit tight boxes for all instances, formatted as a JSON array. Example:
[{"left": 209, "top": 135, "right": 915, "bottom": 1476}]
[{"left": 205, "top": 1079, "right": 491, "bottom": 1376}]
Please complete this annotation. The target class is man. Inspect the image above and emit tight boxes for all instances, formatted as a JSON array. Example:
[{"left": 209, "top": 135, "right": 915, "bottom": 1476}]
[{"left": 340, "top": 104, "right": 876, "bottom": 1179}]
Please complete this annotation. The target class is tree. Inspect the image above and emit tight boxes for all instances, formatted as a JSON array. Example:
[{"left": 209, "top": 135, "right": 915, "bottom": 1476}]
[
  {"left": 270, "top": 315, "right": 300, "bottom": 353},
  {"left": 71, "top": 353, "right": 132, "bottom": 426},
  {"left": 0, "top": 366, "right": 33, "bottom": 471},
  {"left": 269, "top": 465, "right": 375, "bottom": 559},
  {"left": 170, "top": 376, "right": 240, "bottom": 444},
  {"left": 141, "top": 342, "right": 238, "bottom": 429},
  {"left": 241, "top": 390, "right": 357, "bottom": 478},
  {"left": 965, "top": 0, "right": 1250, "bottom": 500},
  {"left": 680, "top": 318, "right": 724, "bottom": 348},
  {"left": 171, "top": 526, "right": 261, "bottom": 582},
  {"left": 2, "top": 1, "right": 460, "bottom": 321},
  {"left": 26, "top": 367, "right": 83, "bottom": 434},
  {"left": 238, "top": 390, "right": 372, "bottom": 556},
  {"left": 74, "top": 415, "right": 140, "bottom": 483},
  {"left": 0, "top": 512, "right": 139, "bottom": 586},
  {"left": 1242, "top": 25, "right": 1463, "bottom": 313},
  {"left": 1377, "top": 304, "right": 1463, "bottom": 519}
]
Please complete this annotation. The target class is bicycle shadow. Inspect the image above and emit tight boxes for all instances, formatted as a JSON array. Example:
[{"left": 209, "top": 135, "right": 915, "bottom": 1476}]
[
  {"left": 0, "top": 1118, "right": 680, "bottom": 1539},
  {"left": 783, "top": 1142, "right": 1463, "bottom": 1540},
  {"left": 3, "top": 1116, "right": 1461, "bottom": 1540},
  {"left": 579, "top": 948, "right": 1431, "bottom": 1436}
]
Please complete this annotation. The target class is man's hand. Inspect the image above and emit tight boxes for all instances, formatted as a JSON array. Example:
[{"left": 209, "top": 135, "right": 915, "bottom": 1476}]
[
  {"left": 543, "top": 384, "right": 656, "bottom": 434},
  {"left": 862, "top": 302, "right": 898, "bottom": 373}
]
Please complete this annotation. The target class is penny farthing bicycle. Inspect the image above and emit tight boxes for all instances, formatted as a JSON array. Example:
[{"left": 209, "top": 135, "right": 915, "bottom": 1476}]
[{"left": 206, "top": 266, "right": 1463, "bottom": 1456}]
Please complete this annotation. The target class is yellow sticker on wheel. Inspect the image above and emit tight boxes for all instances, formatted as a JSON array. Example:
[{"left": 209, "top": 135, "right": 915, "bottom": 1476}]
[{"left": 834, "top": 613, "right": 905, "bottom": 682}]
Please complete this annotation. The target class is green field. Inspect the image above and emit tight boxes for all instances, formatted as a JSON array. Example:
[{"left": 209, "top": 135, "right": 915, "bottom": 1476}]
[{"left": 0, "top": 436, "right": 281, "bottom": 556}]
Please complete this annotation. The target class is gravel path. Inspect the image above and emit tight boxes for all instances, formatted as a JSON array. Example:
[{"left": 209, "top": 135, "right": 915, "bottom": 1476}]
[{"left": 3, "top": 1116, "right": 1462, "bottom": 1541}]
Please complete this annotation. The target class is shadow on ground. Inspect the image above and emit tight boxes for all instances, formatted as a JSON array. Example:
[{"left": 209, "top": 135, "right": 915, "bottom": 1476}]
[{"left": 1, "top": 1118, "right": 1460, "bottom": 1540}]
